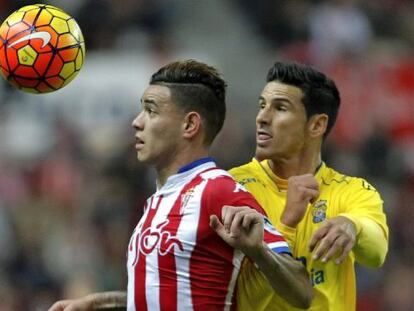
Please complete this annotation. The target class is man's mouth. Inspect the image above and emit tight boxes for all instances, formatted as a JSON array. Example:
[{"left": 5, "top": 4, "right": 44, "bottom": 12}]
[
  {"left": 135, "top": 136, "right": 144, "bottom": 150},
  {"left": 257, "top": 130, "right": 272, "bottom": 145}
]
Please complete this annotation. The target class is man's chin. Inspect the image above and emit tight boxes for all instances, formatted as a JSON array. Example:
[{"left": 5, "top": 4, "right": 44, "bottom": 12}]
[
  {"left": 136, "top": 153, "right": 149, "bottom": 163},
  {"left": 255, "top": 147, "right": 269, "bottom": 161}
]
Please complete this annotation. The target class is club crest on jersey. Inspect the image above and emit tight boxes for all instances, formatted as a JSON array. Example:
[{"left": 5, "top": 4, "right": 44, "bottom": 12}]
[
  {"left": 180, "top": 188, "right": 194, "bottom": 215},
  {"left": 312, "top": 200, "right": 327, "bottom": 223}
]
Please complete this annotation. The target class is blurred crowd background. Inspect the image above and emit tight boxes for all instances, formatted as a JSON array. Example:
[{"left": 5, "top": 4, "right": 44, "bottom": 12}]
[{"left": 1, "top": 0, "right": 414, "bottom": 310}]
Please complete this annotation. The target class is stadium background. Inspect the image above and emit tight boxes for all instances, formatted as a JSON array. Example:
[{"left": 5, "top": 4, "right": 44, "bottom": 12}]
[{"left": 0, "top": 0, "right": 413, "bottom": 310}]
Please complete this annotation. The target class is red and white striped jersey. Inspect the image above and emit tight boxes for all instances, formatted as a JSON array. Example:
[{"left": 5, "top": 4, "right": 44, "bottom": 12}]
[{"left": 127, "top": 158, "right": 290, "bottom": 311}]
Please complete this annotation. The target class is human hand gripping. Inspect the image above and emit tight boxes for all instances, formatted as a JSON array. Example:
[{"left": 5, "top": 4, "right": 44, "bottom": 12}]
[
  {"left": 209, "top": 205, "right": 265, "bottom": 258},
  {"left": 48, "top": 297, "right": 94, "bottom": 311},
  {"left": 309, "top": 216, "right": 357, "bottom": 264},
  {"left": 281, "top": 174, "right": 319, "bottom": 227}
]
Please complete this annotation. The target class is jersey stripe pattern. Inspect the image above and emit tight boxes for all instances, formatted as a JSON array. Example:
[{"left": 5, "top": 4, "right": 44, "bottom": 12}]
[{"left": 127, "top": 159, "right": 290, "bottom": 311}]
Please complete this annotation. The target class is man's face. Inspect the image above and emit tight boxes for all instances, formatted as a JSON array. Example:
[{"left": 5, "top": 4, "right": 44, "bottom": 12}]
[
  {"left": 255, "top": 81, "right": 308, "bottom": 160},
  {"left": 132, "top": 84, "right": 184, "bottom": 165}
]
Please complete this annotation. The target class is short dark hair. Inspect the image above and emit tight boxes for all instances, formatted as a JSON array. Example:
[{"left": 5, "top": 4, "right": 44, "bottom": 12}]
[
  {"left": 266, "top": 61, "right": 340, "bottom": 138},
  {"left": 150, "top": 60, "right": 227, "bottom": 145}
]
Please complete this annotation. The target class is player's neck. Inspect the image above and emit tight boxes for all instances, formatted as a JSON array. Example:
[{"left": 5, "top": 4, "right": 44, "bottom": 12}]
[
  {"left": 155, "top": 146, "right": 209, "bottom": 187},
  {"left": 268, "top": 150, "right": 322, "bottom": 180}
]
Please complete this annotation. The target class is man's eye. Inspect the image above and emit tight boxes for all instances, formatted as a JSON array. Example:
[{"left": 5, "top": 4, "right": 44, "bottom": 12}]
[
  {"left": 276, "top": 105, "right": 287, "bottom": 111},
  {"left": 145, "top": 107, "right": 156, "bottom": 114}
]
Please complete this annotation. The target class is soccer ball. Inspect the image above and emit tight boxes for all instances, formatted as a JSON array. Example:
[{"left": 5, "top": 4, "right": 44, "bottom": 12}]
[{"left": 0, "top": 4, "right": 85, "bottom": 93}]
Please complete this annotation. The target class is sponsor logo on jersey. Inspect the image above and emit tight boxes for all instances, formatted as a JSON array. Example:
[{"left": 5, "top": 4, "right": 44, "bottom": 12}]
[
  {"left": 139, "top": 220, "right": 184, "bottom": 256},
  {"left": 312, "top": 200, "right": 327, "bottom": 223}
]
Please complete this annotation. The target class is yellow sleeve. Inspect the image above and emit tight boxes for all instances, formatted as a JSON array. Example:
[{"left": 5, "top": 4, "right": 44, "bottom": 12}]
[
  {"left": 229, "top": 166, "right": 298, "bottom": 249},
  {"left": 338, "top": 178, "right": 389, "bottom": 268}
]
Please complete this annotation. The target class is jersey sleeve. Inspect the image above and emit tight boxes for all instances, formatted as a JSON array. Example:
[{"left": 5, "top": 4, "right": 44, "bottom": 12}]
[
  {"left": 203, "top": 176, "right": 291, "bottom": 255},
  {"left": 338, "top": 178, "right": 389, "bottom": 267}
]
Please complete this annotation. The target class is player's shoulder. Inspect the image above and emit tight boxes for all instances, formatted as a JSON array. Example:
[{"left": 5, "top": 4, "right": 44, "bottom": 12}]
[
  {"left": 200, "top": 167, "right": 238, "bottom": 189},
  {"left": 322, "top": 164, "right": 379, "bottom": 194},
  {"left": 200, "top": 167, "right": 255, "bottom": 200},
  {"left": 229, "top": 158, "right": 266, "bottom": 187},
  {"left": 229, "top": 158, "right": 259, "bottom": 177}
]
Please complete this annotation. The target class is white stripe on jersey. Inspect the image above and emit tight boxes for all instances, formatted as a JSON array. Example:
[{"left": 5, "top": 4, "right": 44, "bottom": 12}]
[
  {"left": 267, "top": 241, "right": 291, "bottom": 250},
  {"left": 127, "top": 198, "right": 151, "bottom": 311},
  {"left": 224, "top": 249, "right": 244, "bottom": 311},
  {"left": 175, "top": 179, "right": 207, "bottom": 310},
  {"left": 146, "top": 193, "right": 179, "bottom": 311},
  {"left": 200, "top": 168, "right": 230, "bottom": 180}
]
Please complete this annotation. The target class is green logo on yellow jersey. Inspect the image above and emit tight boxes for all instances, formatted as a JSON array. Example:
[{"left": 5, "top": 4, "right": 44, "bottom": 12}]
[{"left": 312, "top": 200, "right": 327, "bottom": 223}]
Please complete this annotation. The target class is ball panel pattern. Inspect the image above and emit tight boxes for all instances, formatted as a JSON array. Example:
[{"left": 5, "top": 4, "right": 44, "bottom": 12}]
[{"left": 0, "top": 4, "right": 85, "bottom": 93}]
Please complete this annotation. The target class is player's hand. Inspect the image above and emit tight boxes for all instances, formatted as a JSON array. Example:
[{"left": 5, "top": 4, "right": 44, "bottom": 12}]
[
  {"left": 210, "top": 205, "right": 264, "bottom": 258},
  {"left": 309, "top": 216, "right": 357, "bottom": 264},
  {"left": 281, "top": 174, "right": 319, "bottom": 227},
  {"left": 48, "top": 297, "right": 94, "bottom": 311}
]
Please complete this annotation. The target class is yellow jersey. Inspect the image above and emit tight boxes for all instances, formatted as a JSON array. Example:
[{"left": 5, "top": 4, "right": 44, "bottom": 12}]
[{"left": 230, "top": 159, "right": 389, "bottom": 311}]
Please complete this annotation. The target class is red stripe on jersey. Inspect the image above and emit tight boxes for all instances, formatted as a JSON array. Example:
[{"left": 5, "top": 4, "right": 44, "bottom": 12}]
[
  {"left": 129, "top": 201, "right": 147, "bottom": 253},
  {"left": 263, "top": 230, "right": 286, "bottom": 243},
  {"left": 134, "top": 195, "right": 162, "bottom": 311},
  {"left": 158, "top": 175, "right": 204, "bottom": 311},
  {"left": 190, "top": 178, "right": 239, "bottom": 310}
]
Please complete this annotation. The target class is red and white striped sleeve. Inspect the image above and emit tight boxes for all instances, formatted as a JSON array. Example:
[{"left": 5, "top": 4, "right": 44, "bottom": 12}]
[{"left": 204, "top": 175, "right": 291, "bottom": 255}]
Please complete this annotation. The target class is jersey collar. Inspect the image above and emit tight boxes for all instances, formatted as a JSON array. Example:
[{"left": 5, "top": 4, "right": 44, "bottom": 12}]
[
  {"left": 254, "top": 158, "right": 326, "bottom": 191},
  {"left": 157, "top": 157, "right": 217, "bottom": 192},
  {"left": 177, "top": 157, "right": 215, "bottom": 173}
]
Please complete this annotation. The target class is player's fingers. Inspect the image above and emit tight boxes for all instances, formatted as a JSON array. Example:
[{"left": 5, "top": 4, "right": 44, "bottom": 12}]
[
  {"left": 302, "top": 174, "right": 319, "bottom": 190},
  {"left": 241, "top": 210, "right": 262, "bottom": 230},
  {"left": 320, "top": 235, "right": 347, "bottom": 263},
  {"left": 63, "top": 303, "right": 85, "bottom": 311},
  {"left": 210, "top": 215, "right": 226, "bottom": 236},
  {"left": 221, "top": 205, "right": 229, "bottom": 221},
  {"left": 312, "top": 230, "right": 339, "bottom": 260},
  {"left": 48, "top": 300, "right": 69, "bottom": 311},
  {"left": 309, "top": 223, "right": 331, "bottom": 251},
  {"left": 221, "top": 205, "right": 236, "bottom": 233},
  {"left": 289, "top": 174, "right": 319, "bottom": 190},
  {"left": 335, "top": 238, "right": 355, "bottom": 265},
  {"left": 229, "top": 211, "right": 246, "bottom": 237},
  {"left": 301, "top": 187, "right": 319, "bottom": 201}
]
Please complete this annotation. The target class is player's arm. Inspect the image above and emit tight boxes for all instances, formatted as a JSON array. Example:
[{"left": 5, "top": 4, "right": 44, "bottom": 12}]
[
  {"left": 210, "top": 206, "right": 313, "bottom": 309},
  {"left": 48, "top": 291, "right": 127, "bottom": 311},
  {"left": 309, "top": 180, "right": 388, "bottom": 267},
  {"left": 279, "top": 174, "right": 320, "bottom": 249}
]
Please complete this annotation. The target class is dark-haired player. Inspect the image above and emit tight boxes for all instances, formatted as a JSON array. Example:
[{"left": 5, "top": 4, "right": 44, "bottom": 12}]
[
  {"left": 49, "top": 60, "right": 313, "bottom": 311},
  {"left": 232, "top": 61, "right": 389, "bottom": 310}
]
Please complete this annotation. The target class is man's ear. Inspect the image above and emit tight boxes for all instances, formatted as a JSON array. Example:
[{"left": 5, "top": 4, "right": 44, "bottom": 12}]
[
  {"left": 183, "top": 111, "right": 202, "bottom": 139},
  {"left": 308, "top": 114, "right": 328, "bottom": 138}
]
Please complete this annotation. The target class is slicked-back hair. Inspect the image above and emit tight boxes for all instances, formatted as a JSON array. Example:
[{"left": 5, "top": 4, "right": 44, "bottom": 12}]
[
  {"left": 150, "top": 60, "right": 227, "bottom": 145},
  {"left": 267, "top": 61, "right": 340, "bottom": 138}
]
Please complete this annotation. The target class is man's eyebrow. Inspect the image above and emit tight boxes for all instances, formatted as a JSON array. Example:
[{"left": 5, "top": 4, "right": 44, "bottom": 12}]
[
  {"left": 259, "top": 95, "right": 293, "bottom": 106},
  {"left": 141, "top": 98, "right": 158, "bottom": 106},
  {"left": 270, "top": 97, "right": 293, "bottom": 106}
]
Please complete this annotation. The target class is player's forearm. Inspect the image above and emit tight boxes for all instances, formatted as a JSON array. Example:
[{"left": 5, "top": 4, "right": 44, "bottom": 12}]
[
  {"left": 346, "top": 216, "right": 388, "bottom": 267},
  {"left": 250, "top": 244, "right": 313, "bottom": 309},
  {"left": 340, "top": 213, "right": 388, "bottom": 267},
  {"left": 88, "top": 291, "right": 127, "bottom": 310}
]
